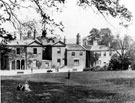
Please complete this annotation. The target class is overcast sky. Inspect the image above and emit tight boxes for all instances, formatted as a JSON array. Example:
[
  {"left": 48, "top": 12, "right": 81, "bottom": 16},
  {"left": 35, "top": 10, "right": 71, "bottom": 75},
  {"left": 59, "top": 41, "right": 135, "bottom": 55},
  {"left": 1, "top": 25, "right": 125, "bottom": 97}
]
[{"left": 2, "top": 0, "right": 135, "bottom": 42}]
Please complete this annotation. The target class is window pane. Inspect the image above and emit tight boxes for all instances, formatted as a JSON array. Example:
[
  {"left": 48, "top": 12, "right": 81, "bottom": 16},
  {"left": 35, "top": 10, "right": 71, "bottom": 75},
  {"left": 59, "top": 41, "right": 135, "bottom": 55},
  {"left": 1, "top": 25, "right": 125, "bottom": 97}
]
[
  {"left": 72, "top": 52, "right": 75, "bottom": 56},
  {"left": 104, "top": 52, "right": 106, "bottom": 56},
  {"left": 33, "top": 48, "right": 37, "bottom": 54},
  {"left": 17, "top": 48, "right": 20, "bottom": 54},
  {"left": 80, "top": 52, "right": 83, "bottom": 56},
  {"left": 57, "top": 48, "right": 61, "bottom": 53},
  {"left": 74, "top": 59, "right": 79, "bottom": 65},
  {"left": 57, "top": 59, "right": 61, "bottom": 66}
]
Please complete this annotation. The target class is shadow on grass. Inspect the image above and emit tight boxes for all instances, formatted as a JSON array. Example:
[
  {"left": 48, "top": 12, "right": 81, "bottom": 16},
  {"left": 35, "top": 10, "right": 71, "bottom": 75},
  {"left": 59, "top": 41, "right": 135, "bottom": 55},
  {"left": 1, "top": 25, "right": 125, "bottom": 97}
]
[
  {"left": 105, "top": 78, "right": 135, "bottom": 87},
  {"left": 1, "top": 79, "right": 133, "bottom": 103}
]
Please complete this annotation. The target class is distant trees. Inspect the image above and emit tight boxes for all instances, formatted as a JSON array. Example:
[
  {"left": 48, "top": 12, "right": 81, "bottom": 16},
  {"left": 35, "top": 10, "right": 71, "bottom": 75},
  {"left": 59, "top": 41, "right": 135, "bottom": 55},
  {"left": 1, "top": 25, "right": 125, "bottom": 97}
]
[
  {"left": 85, "top": 28, "right": 113, "bottom": 46},
  {"left": 109, "top": 35, "right": 133, "bottom": 70}
]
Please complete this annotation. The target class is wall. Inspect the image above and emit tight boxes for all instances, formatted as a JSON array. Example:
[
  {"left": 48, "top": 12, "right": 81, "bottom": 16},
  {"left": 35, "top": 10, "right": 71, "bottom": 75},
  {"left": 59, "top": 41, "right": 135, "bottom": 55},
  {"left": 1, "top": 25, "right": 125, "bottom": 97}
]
[
  {"left": 52, "top": 47, "right": 66, "bottom": 68},
  {"left": 67, "top": 50, "right": 86, "bottom": 68}
]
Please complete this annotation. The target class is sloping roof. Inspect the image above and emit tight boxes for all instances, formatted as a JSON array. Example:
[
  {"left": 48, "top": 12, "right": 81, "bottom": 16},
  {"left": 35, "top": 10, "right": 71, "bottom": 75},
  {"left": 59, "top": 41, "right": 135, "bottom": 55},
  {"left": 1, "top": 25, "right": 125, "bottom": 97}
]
[
  {"left": 83, "top": 45, "right": 92, "bottom": 50},
  {"left": 67, "top": 44, "right": 85, "bottom": 51},
  {"left": 7, "top": 40, "right": 27, "bottom": 45},
  {"left": 52, "top": 41, "right": 66, "bottom": 46},
  {"left": 83, "top": 44, "right": 110, "bottom": 51},
  {"left": 27, "top": 39, "right": 42, "bottom": 46},
  {"left": 90, "top": 45, "right": 109, "bottom": 51}
]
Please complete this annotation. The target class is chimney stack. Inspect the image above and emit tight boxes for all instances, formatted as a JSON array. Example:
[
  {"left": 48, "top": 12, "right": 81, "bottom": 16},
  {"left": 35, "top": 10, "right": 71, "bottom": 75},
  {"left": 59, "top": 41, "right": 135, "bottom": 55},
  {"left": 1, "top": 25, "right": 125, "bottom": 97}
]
[
  {"left": 27, "top": 30, "right": 31, "bottom": 38},
  {"left": 20, "top": 32, "right": 22, "bottom": 40},
  {"left": 76, "top": 33, "right": 80, "bottom": 45},
  {"left": 33, "top": 29, "right": 36, "bottom": 40}
]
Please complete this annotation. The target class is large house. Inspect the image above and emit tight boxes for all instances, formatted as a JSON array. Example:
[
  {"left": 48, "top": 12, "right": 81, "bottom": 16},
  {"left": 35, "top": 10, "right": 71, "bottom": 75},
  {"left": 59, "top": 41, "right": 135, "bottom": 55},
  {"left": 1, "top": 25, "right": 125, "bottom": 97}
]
[
  {"left": 0, "top": 32, "right": 86, "bottom": 71},
  {"left": 0, "top": 30, "right": 66, "bottom": 70}
]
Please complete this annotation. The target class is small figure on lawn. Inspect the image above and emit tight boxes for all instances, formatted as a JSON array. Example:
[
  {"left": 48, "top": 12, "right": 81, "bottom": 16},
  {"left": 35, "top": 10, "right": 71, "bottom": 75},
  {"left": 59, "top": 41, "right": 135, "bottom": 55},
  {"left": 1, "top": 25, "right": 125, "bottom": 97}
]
[
  {"left": 24, "top": 81, "right": 31, "bottom": 92},
  {"left": 17, "top": 83, "right": 25, "bottom": 91},
  {"left": 67, "top": 69, "right": 71, "bottom": 79}
]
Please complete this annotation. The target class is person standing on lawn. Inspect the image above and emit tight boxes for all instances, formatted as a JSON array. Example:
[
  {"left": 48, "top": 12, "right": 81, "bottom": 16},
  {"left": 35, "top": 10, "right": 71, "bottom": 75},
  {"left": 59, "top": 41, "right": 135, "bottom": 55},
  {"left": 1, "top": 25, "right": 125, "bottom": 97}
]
[{"left": 67, "top": 69, "right": 71, "bottom": 79}]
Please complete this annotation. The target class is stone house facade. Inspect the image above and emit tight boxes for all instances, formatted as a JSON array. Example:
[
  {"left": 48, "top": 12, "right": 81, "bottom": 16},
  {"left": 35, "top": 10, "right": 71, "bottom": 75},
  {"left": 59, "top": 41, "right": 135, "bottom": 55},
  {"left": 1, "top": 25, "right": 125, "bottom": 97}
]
[
  {"left": 2, "top": 38, "right": 66, "bottom": 70},
  {"left": 66, "top": 44, "right": 86, "bottom": 69}
]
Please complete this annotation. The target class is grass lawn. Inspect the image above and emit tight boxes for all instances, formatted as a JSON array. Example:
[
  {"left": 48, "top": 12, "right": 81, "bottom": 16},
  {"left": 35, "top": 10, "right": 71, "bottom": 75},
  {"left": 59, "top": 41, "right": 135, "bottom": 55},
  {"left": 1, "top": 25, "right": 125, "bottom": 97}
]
[{"left": 2, "top": 71, "right": 135, "bottom": 103}]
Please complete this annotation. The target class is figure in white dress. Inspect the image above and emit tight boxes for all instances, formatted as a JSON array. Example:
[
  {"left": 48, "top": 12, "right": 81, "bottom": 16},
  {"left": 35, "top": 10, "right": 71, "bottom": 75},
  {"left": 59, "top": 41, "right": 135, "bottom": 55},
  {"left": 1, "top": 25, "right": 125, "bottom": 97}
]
[{"left": 24, "top": 81, "right": 31, "bottom": 92}]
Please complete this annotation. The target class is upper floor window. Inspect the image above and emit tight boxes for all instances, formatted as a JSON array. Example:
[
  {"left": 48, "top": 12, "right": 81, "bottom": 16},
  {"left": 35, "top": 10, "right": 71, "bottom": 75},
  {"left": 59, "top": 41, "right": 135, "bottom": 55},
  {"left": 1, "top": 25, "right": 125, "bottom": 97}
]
[
  {"left": 80, "top": 52, "right": 83, "bottom": 56},
  {"left": 16, "top": 48, "right": 20, "bottom": 54},
  {"left": 57, "top": 48, "right": 61, "bottom": 54},
  {"left": 104, "top": 52, "right": 106, "bottom": 56},
  {"left": 33, "top": 48, "right": 37, "bottom": 54},
  {"left": 72, "top": 52, "right": 75, "bottom": 56}
]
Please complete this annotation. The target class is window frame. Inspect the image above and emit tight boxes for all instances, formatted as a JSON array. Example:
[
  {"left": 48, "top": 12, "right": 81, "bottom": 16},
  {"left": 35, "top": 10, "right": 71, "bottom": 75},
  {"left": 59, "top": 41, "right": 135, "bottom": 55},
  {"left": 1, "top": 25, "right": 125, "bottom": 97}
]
[
  {"left": 79, "top": 52, "right": 83, "bottom": 56},
  {"left": 16, "top": 48, "right": 20, "bottom": 54},
  {"left": 57, "top": 47, "right": 61, "bottom": 54},
  {"left": 71, "top": 52, "right": 75, "bottom": 56},
  {"left": 33, "top": 48, "right": 37, "bottom": 54},
  {"left": 74, "top": 59, "right": 79, "bottom": 65}
]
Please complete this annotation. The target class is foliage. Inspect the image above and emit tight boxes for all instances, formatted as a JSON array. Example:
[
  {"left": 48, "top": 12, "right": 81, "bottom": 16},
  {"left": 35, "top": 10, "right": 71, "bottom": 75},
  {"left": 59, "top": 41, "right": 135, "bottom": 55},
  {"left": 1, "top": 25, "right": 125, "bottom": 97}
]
[
  {"left": 0, "top": 0, "right": 132, "bottom": 42},
  {"left": 88, "top": 51, "right": 99, "bottom": 67},
  {"left": 78, "top": 0, "right": 132, "bottom": 27},
  {"left": 109, "top": 53, "right": 131, "bottom": 70},
  {"left": 36, "top": 60, "right": 42, "bottom": 69},
  {"left": 85, "top": 28, "right": 113, "bottom": 46}
]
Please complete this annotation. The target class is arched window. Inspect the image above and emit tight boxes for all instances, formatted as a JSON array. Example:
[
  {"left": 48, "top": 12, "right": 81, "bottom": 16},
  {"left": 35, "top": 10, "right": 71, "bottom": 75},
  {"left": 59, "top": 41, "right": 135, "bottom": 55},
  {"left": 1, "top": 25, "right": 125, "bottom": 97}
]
[
  {"left": 17, "top": 60, "right": 20, "bottom": 70},
  {"left": 21, "top": 60, "right": 25, "bottom": 70}
]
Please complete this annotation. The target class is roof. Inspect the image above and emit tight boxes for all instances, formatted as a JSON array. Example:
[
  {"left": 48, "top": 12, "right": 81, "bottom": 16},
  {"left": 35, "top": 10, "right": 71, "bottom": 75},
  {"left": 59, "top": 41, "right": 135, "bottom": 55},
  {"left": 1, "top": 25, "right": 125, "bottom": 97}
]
[
  {"left": 83, "top": 45, "right": 92, "bottom": 50},
  {"left": 52, "top": 41, "right": 66, "bottom": 46},
  {"left": 83, "top": 44, "right": 111, "bottom": 51},
  {"left": 91, "top": 45, "right": 109, "bottom": 51},
  {"left": 6, "top": 39, "right": 42, "bottom": 46},
  {"left": 66, "top": 44, "right": 85, "bottom": 51}
]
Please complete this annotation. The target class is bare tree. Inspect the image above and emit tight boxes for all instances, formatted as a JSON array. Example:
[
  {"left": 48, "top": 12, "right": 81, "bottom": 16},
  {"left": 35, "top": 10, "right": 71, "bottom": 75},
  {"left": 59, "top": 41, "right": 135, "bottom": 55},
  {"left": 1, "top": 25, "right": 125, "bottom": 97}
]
[
  {"left": 0, "top": 0, "right": 133, "bottom": 41},
  {"left": 110, "top": 35, "right": 134, "bottom": 70}
]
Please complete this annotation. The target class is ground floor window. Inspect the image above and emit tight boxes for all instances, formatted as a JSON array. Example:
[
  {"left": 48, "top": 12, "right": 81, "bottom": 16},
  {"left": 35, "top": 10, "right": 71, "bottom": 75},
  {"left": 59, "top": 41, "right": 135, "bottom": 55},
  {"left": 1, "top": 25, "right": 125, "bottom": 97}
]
[
  {"left": 12, "top": 59, "right": 25, "bottom": 70},
  {"left": 74, "top": 59, "right": 79, "bottom": 66},
  {"left": 17, "top": 60, "right": 20, "bottom": 70},
  {"left": 57, "top": 59, "right": 61, "bottom": 66},
  {"left": 21, "top": 60, "right": 25, "bottom": 70}
]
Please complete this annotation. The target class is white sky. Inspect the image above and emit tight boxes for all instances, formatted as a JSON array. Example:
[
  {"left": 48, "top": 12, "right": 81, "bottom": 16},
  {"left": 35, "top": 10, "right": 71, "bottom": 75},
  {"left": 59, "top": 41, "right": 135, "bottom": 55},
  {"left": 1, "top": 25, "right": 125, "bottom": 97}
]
[{"left": 1, "top": 0, "right": 135, "bottom": 42}]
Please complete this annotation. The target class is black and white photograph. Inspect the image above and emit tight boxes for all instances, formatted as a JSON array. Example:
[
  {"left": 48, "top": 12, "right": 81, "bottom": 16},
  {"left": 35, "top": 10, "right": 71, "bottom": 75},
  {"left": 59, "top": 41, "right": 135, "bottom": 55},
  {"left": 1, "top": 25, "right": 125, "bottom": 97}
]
[{"left": 0, "top": 0, "right": 135, "bottom": 103}]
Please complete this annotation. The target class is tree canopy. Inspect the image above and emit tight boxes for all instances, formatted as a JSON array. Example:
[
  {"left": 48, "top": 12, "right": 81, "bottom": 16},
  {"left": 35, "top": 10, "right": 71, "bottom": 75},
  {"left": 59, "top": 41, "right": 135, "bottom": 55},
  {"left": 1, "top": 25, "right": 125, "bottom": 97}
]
[{"left": 0, "top": 0, "right": 133, "bottom": 42}]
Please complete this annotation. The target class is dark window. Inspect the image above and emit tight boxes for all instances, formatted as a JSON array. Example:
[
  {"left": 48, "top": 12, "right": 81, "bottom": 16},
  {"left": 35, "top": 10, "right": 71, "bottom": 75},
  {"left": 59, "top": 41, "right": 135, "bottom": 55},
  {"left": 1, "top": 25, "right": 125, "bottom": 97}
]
[
  {"left": 57, "top": 59, "right": 61, "bottom": 65},
  {"left": 57, "top": 48, "right": 61, "bottom": 54},
  {"left": 104, "top": 52, "right": 106, "bottom": 56},
  {"left": 109, "top": 51, "right": 112, "bottom": 56},
  {"left": 33, "top": 48, "right": 37, "bottom": 54},
  {"left": 72, "top": 52, "right": 75, "bottom": 56},
  {"left": 80, "top": 52, "right": 83, "bottom": 56},
  {"left": 16, "top": 48, "right": 20, "bottom": 54},
  {"left": 17, "top": 60, "right": 20, "bottom": 70},
  {"left": 74, "top": 59, "right": 79, "bottom": 65}
]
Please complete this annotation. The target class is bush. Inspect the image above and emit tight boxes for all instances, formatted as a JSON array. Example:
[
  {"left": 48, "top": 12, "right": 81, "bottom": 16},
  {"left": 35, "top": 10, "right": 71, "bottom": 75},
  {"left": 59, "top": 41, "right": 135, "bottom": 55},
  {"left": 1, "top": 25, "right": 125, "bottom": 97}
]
[
  {"left": 47, "top": 70, "right": 53, "bottom": 73},
  {"left": 83, "top": 68, "right": 91, "bottom": 71}
]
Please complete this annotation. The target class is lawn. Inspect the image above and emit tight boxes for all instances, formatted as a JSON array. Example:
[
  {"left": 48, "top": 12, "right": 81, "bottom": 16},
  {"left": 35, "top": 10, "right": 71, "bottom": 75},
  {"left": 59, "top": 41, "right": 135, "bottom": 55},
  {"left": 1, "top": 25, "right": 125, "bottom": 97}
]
[{"left": 2, "top": 71, "right": 135, "bottom": 103}]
